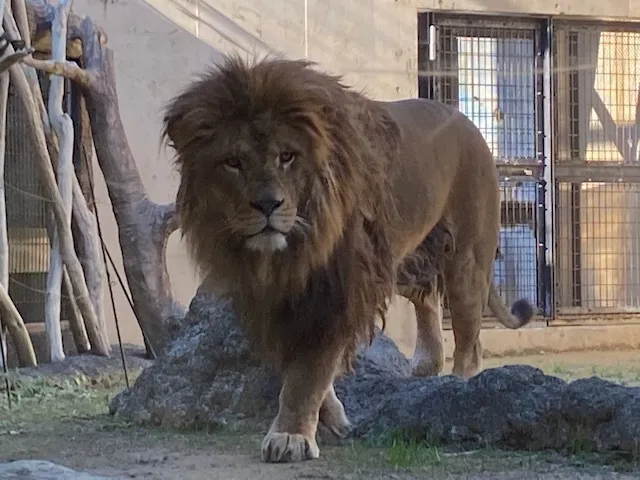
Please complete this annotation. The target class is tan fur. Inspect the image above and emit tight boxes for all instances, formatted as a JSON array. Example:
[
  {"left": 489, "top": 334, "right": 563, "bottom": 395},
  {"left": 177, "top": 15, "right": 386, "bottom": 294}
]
[{"left": 163, "top": 55, "right": 533, "bottom": 463}]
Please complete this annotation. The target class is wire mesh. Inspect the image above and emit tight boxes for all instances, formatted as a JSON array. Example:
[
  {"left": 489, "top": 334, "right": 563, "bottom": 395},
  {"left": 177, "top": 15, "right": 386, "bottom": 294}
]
[
  {"left": 553, "top": 22, "right": 640, "bottom": 313},
  {"left": 556, "top": 181, "right": 640, "bottom": 310},
  {"left": 5, "top": 72, "right": 73, "bottom": 326},
  {"left": 418, "top": 19, "right": 538, "bottom": 164},
  {"left": 554, "top": 25, "right": 640, "bottom": 165}
]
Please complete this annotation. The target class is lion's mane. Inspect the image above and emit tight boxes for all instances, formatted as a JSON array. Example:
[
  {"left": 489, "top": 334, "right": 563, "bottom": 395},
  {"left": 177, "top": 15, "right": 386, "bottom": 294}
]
[{"left": 163, "top": 56, "right": 402, "bottom": 371}]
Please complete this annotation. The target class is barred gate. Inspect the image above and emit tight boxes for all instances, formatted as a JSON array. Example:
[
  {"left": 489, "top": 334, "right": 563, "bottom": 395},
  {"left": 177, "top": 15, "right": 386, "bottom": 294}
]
[
  {"left": 553, "top": 21, "right": 640, "bottom": 323},
  {"left": 418, "top": 14, "right": 549, "bottom": 323},
  {"left": 418, "top": 13, "right": 640, "bottom": 324}
]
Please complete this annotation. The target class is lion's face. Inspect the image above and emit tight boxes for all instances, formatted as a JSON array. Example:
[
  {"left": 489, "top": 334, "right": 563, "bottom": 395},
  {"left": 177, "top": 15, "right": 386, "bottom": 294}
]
[
  {"left": 164, "top": 56, "right": 382, "bottom": 276},
  {"left": 177, "top": 117, "right": 321, "bottom": 254}
]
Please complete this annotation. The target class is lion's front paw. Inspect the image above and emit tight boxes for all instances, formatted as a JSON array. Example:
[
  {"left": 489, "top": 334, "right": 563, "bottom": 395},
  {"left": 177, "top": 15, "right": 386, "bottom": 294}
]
[{"left": 261, "top": 432, "right": 320, "bottom": 463}]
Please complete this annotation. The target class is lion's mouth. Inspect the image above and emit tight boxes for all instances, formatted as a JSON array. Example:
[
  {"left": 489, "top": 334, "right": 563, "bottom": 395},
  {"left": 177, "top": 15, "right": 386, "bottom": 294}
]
[
  {"left": 245, "top": 225, "right": 289, "bottom": 252},
  {"left": 247, "top": 225, "right": 286, "bottom": 238}
]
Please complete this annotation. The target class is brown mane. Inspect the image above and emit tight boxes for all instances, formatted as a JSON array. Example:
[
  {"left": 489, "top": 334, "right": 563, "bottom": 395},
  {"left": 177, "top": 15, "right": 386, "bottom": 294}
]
[{"left": 163, "top": 55, "right": 402, "bottom": 371}]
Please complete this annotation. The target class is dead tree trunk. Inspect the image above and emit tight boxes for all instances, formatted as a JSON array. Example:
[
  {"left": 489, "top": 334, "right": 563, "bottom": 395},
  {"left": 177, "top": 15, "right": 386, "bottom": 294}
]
[
  {"left": 69, "top": 82, "right": 95, "bottom": 353},
  {"left": 0, "top": 44, "right": 9, "bottom": 369},
  {"left": 25, "top": 0, "right": 185, "bottom": 355},
  {"left": 44, "top": 0, "right": 74, "bottom": 362}
]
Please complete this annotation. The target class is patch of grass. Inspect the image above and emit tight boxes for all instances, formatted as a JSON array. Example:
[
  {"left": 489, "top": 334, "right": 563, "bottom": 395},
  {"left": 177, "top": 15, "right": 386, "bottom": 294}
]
[
  {"left": 0, "top": 372, "right": 130, "bottom": 426},
  {"left": 384, "top": 435, "right": 441, "bottom": 469},
  {"left": 361, "top": 428, "right": 443, "bottom": 469},
  {"left": 550, "top": 362, "right": 573, "bottom": 376}
]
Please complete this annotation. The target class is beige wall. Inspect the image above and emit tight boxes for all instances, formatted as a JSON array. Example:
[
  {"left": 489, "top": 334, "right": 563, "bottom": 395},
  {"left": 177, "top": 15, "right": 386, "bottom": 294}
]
[{"left": 71, "top": 0, "right": 640, "bottom": 349}]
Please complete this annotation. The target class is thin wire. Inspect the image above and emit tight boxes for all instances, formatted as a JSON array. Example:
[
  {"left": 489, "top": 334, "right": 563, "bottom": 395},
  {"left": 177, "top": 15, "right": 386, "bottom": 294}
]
[
  {"left": 98, "top": 236, "right": 157, "bottom": 360},
  {"left": 83, "top": 153, "right": 130, "bottom": 389},
  {"left": 0, "top": 325, "right": 11, "bottom": 409},
  {"left": 8, "top": 276, "right": 85, "bottom": 299}
]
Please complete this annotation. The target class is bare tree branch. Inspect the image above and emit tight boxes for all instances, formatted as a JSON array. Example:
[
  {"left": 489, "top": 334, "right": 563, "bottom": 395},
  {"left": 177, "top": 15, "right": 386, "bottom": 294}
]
[
  {"left": 0, "top": 281, "right": 36, "bottom": 366},
  {"left": 0, "top": 48, "right": 33, "bottom": 74},
  {"left": 0, "top": 0, "right": 10, "bottom": 367},
  {"left": 23, "top": 56, "right": 89, "bottom": 85},
  {"left": 0, "top": 68, "right": 8, "bottom": 368},
  {"left": 12, "top": 0, "right": 31, "bottom": 48},
  {"left": 43, "top": 0, "right": 73, "bottom": 362},
  {"left": 4, "top": 2, "right": 49, "bottom": 153},
  {"left": 62, "top": 267, "right": 89, "bottom": 352}
]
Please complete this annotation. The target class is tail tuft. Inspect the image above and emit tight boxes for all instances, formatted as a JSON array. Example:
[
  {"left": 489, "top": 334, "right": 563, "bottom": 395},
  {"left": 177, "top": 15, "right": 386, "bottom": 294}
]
[{"left": 510, "top": 298, "right": 534, "bottom": 327}]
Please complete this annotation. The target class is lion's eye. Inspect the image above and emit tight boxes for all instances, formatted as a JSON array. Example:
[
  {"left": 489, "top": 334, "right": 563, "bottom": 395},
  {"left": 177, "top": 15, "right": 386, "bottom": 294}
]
[
  {"left": 278, "top": 151, "right": 296, "bottom": 166},
  {"left": 224, "top": 157, "right": 241, "bottom": 170}
]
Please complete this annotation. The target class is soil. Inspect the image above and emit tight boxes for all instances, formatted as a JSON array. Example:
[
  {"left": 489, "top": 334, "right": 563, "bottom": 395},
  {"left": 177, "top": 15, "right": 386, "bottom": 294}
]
[{"left": 1, "top": 345, "right": 640, "bottom": 479}]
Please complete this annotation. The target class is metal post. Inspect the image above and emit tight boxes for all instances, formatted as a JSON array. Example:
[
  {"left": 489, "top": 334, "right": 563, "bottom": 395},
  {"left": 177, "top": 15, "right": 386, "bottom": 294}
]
[{"left": 540, "top": 18, "right": 556, "bottom": 321}]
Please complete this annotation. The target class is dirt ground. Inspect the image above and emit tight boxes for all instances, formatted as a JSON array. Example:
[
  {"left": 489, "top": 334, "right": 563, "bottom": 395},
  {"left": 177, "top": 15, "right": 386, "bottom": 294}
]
[{"left": 2, "top": 347, "right": 640, "bottom": 479}]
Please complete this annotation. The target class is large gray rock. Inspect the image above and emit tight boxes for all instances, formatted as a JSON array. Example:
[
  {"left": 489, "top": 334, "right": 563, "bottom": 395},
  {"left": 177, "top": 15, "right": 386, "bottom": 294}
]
[
  {"left": 110, "top": 293, "right": 640, "bottom": 454},
  {"left": 0, "top": 460, "right": 123, "bottom": 480}
]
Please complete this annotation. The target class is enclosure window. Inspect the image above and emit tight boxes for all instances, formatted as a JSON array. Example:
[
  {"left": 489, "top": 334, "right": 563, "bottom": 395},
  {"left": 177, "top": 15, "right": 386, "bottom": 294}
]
[
  {"left": 554, "top": 23, "right": 640, "bottom": 313},
  {"left": 418, "top": 20, "right": 537, "bottom": 162}
]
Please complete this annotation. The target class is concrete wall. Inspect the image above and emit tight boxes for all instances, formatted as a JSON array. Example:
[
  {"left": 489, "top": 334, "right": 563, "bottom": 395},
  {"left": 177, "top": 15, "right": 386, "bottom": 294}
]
[{"left": 71, "top": 0, "right": 640, "bottom": 351}]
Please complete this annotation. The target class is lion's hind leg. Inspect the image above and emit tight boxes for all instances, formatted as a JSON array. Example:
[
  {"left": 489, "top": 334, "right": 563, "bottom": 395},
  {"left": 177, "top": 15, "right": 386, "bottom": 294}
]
[
  {"left": 444, "top": 249, "right": 489, "bottom": 379},
  {"left": 410, "top": 286, "right": 445, "bottom": 377},
  {"left": 396, "top": 223, "right": 452, "bottom": 377},
  {"left": 317, "top": 384, "right": 352, "bottom": 444}
]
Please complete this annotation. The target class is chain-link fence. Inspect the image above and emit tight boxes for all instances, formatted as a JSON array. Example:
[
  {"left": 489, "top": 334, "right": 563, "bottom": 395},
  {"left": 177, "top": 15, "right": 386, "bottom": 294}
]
[{"left": 4, "top": 71, "right": 75, "bottom": 364}]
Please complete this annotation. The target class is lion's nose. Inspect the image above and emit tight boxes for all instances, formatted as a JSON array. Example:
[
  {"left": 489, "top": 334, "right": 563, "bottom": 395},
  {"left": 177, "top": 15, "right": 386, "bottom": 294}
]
[{"left": 250, "top": 197, "right": 284, "bottom": 216}]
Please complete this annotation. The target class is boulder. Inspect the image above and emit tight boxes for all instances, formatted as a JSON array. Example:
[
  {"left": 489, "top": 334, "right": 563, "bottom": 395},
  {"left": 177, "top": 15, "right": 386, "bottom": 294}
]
[
  {"left": 0, "top": 460, "right": 123, "bottom": 480},
  {"left": 110, "top": 293, "right": 640, "bottom": 453}
]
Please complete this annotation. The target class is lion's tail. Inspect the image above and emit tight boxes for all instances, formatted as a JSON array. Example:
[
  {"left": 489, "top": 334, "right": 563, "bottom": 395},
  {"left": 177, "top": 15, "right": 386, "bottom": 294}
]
[{"left": 487, "top": 283, "right": 534, "bottom": 329}]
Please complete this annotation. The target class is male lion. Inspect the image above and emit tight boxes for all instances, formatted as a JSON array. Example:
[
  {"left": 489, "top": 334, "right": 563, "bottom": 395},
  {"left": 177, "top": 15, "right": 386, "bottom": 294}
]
[{"left": 163, "top": 55, "right": 533, "bottom": 464}]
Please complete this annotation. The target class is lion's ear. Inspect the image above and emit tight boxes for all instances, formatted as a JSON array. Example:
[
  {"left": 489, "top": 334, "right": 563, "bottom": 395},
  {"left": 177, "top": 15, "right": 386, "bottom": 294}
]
[{"left": 162, "top": 94, "right": 211, "bottom": 154}]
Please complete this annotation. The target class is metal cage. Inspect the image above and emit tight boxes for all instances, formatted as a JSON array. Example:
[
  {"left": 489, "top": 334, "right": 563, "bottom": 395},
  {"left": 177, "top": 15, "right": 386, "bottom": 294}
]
[{"left": 419, "top": 12, "right": 640, "bottom": 325}]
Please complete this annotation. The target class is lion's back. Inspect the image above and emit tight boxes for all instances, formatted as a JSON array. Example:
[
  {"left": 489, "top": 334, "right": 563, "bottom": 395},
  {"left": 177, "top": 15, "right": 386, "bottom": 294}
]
[
  {"left": 375, "top": 97, "right": 499, "bottom": 260},
  {"left": 379, "top": 97, "right": 491, "bottom": 158}
]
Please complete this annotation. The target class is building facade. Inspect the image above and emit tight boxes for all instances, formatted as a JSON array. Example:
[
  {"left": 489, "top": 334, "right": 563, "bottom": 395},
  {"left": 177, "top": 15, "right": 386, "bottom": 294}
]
[{"left": 53, "top": 0, "right": 640, "bottom": 352}]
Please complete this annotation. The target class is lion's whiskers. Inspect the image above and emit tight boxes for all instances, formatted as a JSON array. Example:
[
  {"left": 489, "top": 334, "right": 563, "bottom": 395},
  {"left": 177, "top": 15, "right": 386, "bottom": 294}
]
[{"left": 293, "top": 215, "right": 311, "bottom": 236}]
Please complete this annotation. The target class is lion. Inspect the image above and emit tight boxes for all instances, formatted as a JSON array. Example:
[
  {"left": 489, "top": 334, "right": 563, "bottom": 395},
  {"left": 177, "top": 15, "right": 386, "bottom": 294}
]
[{"left": 162, "top": 55, "right": 534, "bottom": 464}]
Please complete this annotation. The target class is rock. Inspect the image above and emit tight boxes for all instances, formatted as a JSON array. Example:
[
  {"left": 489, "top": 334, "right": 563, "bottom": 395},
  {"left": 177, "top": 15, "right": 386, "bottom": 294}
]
[
  {"left": 15, "top": 344, "right": 152, "bottom": 380},
  {"left": 110, "top": 292, "right": 640, "bottom": 454},
  {"left": 0, "top": 460, "right": 123, "bottom": 480}
]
